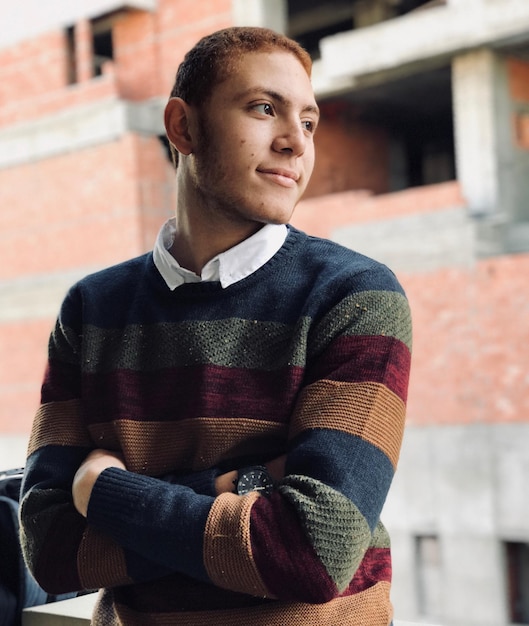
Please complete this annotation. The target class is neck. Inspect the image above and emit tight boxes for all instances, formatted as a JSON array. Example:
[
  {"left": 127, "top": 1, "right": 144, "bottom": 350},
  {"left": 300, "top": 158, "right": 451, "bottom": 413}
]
[{"left": 170, "top": 168, "right": 262, "bottom": 275}]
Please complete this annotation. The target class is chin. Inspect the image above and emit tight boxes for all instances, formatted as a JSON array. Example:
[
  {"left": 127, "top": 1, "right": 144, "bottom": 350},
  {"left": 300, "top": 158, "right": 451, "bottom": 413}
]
[{"left": 252, "top": 202, "right": 297, "bottom": 226}]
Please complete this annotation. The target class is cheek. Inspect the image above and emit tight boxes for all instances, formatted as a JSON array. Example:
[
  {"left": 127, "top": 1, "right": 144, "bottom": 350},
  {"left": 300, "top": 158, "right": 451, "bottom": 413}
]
[{"left": 235, "top": 140, "right": 261, "bottom": 169}]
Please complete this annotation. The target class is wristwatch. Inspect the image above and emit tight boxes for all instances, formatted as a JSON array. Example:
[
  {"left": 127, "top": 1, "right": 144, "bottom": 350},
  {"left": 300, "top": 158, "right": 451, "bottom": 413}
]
[{"left": 234, "top": 465, "right": 275, "bottom": 496}]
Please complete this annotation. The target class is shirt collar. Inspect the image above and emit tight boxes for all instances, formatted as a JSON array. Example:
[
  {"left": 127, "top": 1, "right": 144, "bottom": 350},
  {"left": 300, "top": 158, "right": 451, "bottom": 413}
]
[{"left": 153, "top": 217, "right": 288, "bottom": 290}]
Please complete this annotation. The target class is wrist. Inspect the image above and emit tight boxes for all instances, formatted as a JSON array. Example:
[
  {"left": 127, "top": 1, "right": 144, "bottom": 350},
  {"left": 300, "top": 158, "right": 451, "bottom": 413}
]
[
  {"left": 72, "top": 464, "right": 101, "bottom": 517},
  {"left": 72, "top": 450, "right": 126, "bottom": 517}
]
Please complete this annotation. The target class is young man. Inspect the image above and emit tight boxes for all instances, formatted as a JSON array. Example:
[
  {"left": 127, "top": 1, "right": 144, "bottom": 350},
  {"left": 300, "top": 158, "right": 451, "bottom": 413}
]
[{"left": 19, "top": 27, "right": 412, "bottom": 625}]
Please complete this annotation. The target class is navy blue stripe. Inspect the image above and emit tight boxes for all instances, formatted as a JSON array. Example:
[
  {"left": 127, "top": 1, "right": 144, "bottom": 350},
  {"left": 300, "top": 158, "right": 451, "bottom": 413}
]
[
  {"left": 124, "top": 549, "right": 174, "bottom": 582},
  {"left": 59, "top": 228, "right": 404, "bottom": 328}
]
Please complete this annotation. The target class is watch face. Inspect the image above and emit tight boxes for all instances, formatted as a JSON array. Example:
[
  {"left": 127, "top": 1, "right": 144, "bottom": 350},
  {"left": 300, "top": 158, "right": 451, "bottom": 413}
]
[{"left": 237, "top": 468, "right": 274, "bottom": 496}]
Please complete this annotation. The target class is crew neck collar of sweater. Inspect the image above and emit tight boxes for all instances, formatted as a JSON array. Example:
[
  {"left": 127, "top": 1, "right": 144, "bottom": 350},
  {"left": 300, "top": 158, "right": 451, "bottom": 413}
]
[{"left": 153, "top": 218, "right": 288, "bottom": 290}]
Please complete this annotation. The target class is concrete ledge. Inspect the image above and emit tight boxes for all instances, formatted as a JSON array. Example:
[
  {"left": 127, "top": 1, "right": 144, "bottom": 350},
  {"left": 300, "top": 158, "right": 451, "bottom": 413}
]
[
  {"left": 22, "top": 593, "right": 439, "bottom": 626},
  {"left": 22, "top": 594, "right": 97, "bottom": 626},
  {"left": 0, "top": 97, "right": 166, "bottom": 169},
  {"left": 315, "top": 0, "right": 529, "bottom": 95}
]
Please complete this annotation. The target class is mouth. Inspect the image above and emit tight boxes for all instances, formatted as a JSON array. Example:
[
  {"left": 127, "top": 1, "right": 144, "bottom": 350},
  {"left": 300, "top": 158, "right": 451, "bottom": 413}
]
[{"left": 257, "top": 168, "right": 299, "bottom": 188}]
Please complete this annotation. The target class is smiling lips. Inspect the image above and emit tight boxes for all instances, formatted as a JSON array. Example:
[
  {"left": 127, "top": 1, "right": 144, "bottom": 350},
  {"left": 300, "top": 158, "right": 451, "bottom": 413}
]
[{"left": 257, "top": 167, "right": 299, "bottom": 188}]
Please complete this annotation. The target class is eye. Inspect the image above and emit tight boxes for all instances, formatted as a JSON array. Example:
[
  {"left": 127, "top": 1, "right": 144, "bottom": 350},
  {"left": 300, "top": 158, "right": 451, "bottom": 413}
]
[
  {"left": 302, "top": 119, "right": 316, "bottom": 134},
  {"left": 254, "top": 103, "right": 274, "bottom": 116}
]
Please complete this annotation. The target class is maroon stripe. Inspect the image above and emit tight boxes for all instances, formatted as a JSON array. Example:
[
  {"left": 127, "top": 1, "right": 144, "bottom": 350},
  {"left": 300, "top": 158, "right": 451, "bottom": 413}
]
[
  {"left": 306, "top": 335, "right": 411, "bottom": 402},
  {"left": 342, "top": 547, "right": 392, "bottom": 596},
  {"left": 80, "top": 364, "right": 305, "bottom": 425},
  {"left": 42, "top": 360, "right": 81, "bottom": 403},
  {"left": 250, "top": 493, "right": 337, "bottom": 603}
]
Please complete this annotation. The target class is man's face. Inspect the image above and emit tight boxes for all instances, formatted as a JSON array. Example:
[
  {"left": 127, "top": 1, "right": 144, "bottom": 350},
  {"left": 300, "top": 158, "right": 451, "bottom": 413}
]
[{"left": 189, "top": 51, "right": 319, "bottom": 227}]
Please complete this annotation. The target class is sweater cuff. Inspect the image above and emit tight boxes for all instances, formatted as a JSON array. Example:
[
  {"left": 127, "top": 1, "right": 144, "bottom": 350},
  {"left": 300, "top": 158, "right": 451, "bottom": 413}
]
[{"left": 86, "top": 467, "right": 213, "bottom": 583}]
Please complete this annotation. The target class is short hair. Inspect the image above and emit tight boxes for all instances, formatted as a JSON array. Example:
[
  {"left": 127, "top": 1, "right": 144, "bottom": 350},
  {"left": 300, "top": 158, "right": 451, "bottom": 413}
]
[{"left": 167, "top": 26, "right": 312, "bottom": 167}]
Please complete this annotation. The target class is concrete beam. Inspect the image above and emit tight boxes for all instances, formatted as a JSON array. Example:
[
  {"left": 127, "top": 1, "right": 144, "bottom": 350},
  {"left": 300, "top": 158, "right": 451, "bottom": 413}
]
[
  {"left": 0, "top": 270, "right": 96, "bottom": 323},
  {"left": 331, "top": 206, "right": 474, "bottom": 274},
  {"left": 317, "top": 0, "right": 529, "bottom": 91},
  {"left": 2, "top": 0, "right": 156, "bottom": 50},
  {"left": 0, "top": 435, "right": 29, "bottom": 470},
  {"left": 0, "top": 97, "right": 166, "bottom": 170}
]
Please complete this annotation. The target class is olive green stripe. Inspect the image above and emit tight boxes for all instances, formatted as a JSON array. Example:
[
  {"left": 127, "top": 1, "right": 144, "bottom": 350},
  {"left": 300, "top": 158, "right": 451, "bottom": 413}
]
[
  {"left": 51, "top": 290, "right": 410, "bottom": 373},
  {"left": 54, "top": 318, "right": 310, "bottom": 373},
  {"left": 371, "top": 521, "right": 391, "bottom": 549},
  {"left": 310, "top": 290, "right": 412, "bottom": 356}
]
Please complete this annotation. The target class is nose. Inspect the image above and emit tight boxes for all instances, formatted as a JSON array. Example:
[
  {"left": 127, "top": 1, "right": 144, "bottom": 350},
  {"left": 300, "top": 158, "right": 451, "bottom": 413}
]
[{"left": 272, "top": 118, "right": 307, "bottom": 156}]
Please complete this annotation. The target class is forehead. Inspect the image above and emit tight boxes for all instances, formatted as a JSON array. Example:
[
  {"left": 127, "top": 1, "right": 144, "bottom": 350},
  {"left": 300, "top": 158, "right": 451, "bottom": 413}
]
[{"left": 214, "top": 51, "right": 317, "bottom": 108}]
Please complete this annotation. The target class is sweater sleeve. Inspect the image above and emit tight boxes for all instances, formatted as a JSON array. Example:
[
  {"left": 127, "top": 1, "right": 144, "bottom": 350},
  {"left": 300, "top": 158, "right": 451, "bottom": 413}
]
[
  {"left": 82, "top": 269, "right": 412, "bottom": 603},
  {"left": 19, "top": 289, "right": 180, "bottom": 594}
]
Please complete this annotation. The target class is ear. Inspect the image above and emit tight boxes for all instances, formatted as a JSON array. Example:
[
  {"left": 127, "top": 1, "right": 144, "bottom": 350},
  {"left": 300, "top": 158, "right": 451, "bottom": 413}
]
[{"left": 164, "top": 97, "right": 194, "bottom": 156}]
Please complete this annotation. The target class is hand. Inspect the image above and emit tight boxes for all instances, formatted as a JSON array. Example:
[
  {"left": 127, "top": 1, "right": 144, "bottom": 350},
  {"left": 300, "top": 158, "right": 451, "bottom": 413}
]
[{"left": 72, "top": 449, "right": 126, "bottom": 517}]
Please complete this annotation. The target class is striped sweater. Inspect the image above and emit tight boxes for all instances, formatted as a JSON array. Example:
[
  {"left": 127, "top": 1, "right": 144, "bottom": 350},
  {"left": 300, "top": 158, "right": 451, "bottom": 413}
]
[{"left": 20, "top": 226, "right": 412, "bottom": 626}]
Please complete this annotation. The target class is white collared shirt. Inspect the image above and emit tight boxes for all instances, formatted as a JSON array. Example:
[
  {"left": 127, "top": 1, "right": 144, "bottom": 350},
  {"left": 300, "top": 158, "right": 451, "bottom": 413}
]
[{"left": 153, "top": 217, "right": 288, "bottom": 290}]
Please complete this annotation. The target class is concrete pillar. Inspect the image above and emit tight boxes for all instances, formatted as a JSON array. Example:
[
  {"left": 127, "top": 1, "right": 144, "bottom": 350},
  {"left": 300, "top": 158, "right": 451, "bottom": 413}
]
[
  {"left": 232, "top": 0, "right": 287, "bottom": 33},
  {"left": 451, "top": 48, "right": 511, "bottom": 219}
]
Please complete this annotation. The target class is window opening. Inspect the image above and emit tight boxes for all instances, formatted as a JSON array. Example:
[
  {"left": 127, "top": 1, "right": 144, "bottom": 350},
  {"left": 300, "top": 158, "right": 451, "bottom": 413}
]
[
  {"left": 92, "top": 18, "right": 114, "bottom": 77},
  {"left": 394, "top": 0, "right": 446, "bottom": 16},
  {"left": 415, "top": 535, "right": 442, "bottom": 620},
  {"left": 287, "top": 0, "right": 353, "bottom": 59},
  {"left": 505, "top": 541, "right": 529, "bottom": 624},
  {"left": 65, "top": 26, "right": 77, "bottom": 85}
]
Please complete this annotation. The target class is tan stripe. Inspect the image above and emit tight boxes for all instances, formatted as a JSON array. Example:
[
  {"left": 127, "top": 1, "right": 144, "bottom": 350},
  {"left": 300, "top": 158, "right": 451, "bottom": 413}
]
[
  {"left": 203, "top": 492, "right": 270, "bottom": 598},
  {"left": 104, "top": 581, "right": 392, "bottom": 626},
  {"left": 27, "top": 400, "right": 93, "bottom": 457},
  {"left": 78, "top": 527, "right": 133, "bottom": 590},
  {"left": 290, "top": 381, "right": 405, "bottom": 469},
  {"left": 88, "top": 418, "right": 287, "bottom": 475}
]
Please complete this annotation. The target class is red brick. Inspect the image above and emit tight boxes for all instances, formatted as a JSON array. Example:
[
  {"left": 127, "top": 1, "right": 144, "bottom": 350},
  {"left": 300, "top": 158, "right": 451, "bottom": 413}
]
[{"left": 402, "top": 255, "right": 529, "bottom": 425}]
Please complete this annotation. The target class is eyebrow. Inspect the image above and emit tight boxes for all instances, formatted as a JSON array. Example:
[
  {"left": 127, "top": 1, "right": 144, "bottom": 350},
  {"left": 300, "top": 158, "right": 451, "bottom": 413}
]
[{"left": 239, "top": 87, "right": 320, "bottom": 118}]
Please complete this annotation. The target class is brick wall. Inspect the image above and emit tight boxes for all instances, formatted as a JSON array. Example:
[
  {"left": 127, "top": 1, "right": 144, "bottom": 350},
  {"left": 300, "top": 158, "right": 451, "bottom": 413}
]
[
  {"left": 304, "top": 101, "right": 390, "bottom": 198},
  {"left": 403, "top": 254, "right": 529, "bottom": 426},
  {"left": 1, "top": 136, "right": 148, "bottom": 279}
]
